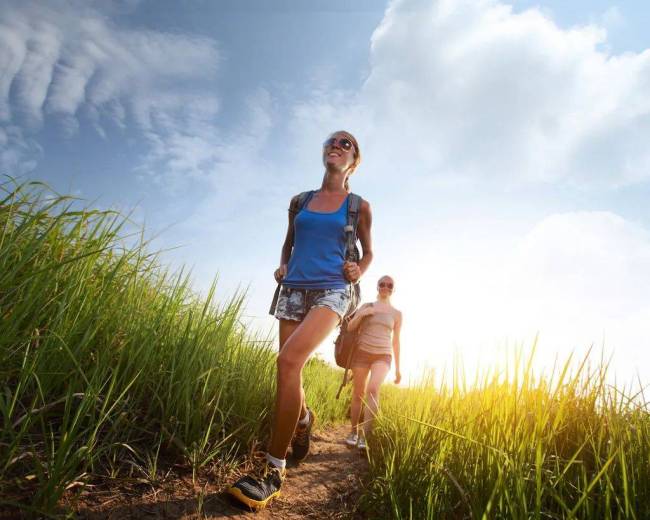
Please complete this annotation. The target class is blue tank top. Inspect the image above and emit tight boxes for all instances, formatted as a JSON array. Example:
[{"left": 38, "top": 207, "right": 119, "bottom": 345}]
[{"left": 282, "top": 194, "right": 349, "bottom": 289}]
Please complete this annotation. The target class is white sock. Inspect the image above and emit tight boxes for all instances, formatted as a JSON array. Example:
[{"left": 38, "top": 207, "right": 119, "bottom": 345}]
[
  {"left": 298, "top": 409, "right": 310, "bottom": 426},
  {"left": 265, "top": 452, "right": 286, "bottom": 470}
]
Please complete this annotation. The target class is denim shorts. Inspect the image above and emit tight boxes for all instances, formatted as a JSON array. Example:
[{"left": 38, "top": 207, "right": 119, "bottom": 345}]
[{"left": 275, "top": 285, "right": 352, "bottom": 322}]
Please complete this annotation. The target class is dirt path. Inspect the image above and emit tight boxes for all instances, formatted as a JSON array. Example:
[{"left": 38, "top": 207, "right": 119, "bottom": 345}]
[
  {"left": 251, "top": 426, "right": 369, "bottom": 519},
  {"left": 76, "top": 425, "right": 369, "bottom": 519}
]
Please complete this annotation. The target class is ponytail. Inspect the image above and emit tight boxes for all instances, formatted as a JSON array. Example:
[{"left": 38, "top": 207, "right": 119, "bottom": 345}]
[{"left": 334, "top": 130, "right": 361, "bottom": 193}]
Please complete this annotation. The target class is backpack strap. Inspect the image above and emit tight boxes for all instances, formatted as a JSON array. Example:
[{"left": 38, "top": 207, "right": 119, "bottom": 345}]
[
  {"left": 344, "top": 193, "right": 363, "bottom": 317},
  {"left": 269, "top": 284, "right": 282, "bottom": 316},
  {"left": 269, "top": 190, "right": 315, "bottom": 316},
  {"left": 289, "top": 190, "right": 314, "bottom": 216},
  {"left": 344, "top": 193, "right": 362, "bottom": 263}
]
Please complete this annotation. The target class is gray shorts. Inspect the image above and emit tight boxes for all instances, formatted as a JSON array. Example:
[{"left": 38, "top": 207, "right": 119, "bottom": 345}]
[{"left": 275, "top": 286, "right": 352, "bottom": 322}]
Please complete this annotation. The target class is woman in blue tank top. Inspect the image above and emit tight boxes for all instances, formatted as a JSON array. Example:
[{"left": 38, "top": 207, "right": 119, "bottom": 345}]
[{"left": 228, "top": 131, "right": 373, "bottom": 509}]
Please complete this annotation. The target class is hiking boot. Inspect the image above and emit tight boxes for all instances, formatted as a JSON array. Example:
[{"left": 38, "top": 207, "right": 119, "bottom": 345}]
[
  {"left": 226, "top": 460, "right": 284, "bottom": 510},
  {"left": 291, "top": 407, "right": 315, "bottom": 461},
  {"left": 357, "top": 436, "right": 367, "bottom": 451},
  {"left": 345, "top": 432, "right": 359, "bottom": 447}
]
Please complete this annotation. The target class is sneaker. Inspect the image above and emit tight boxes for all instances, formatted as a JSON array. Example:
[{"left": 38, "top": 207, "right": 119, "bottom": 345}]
[
  {"left": 226, "top": 460, "right": 284, "bottom": 510},
  {"left": 357, "top": 437, "right": 367, "bottom": 451},
  {"left": 291, "top": 407, "right": 316, "bottom": 461},
  {"left": 345, "top": 432, "right": 359, "bottom": 447}
]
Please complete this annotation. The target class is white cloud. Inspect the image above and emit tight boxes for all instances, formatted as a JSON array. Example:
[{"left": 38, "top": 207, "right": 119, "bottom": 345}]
[
  {"left": 511, "top": 212, "right": 650, "bottom": 316},
  {"left": 0, "top": 19, "right": 28, "bottom": 122},
  {"left": 0, "top": 0, "right": 220, "bottom": 179},
  {"left": 136, "top": 88, "right": 276, "bottom": 194},
  {"left": 290, "top": 0, "right": 650, "bottom": 188},
  {"left": 149, "top": 89, "right": 284, "bottom": 276},
  {"left": 391, "top": 210, "right": 650, "bottom": 383},
  {"left": 0, "top": 125, "right": 40, "bottom": 175},
  {"left": 504, "top": 211, "right": 650, "bottom": 380}
]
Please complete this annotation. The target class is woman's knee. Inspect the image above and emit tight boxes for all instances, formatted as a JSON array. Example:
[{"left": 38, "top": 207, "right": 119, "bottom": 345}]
[
  {"left": 366, "top": 385, "right": 380, "bottom": 401},
  {"left": 277, "top": 350, "right": 302, "bottom": 377}
]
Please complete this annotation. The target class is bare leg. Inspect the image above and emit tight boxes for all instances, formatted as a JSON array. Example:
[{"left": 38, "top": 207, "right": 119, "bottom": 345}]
[
  {"left": 278, "top": 319, "right": 307, "bottom": 420},
  {"left": 268, "top": 307, "right": 340, "bottom": 459},
  {"left": 350, "top": 366, "right": 370, "bottom": 434},
  {"left": 362, "top": 361, "right": 391, "bottom": 439}
]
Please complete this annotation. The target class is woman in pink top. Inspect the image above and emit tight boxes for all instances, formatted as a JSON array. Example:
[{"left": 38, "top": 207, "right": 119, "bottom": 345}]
[{"left": 345, "top": 275, "right": 402, "bottom": 449}]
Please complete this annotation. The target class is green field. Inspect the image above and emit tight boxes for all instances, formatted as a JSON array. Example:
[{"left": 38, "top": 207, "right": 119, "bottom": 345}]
[
  {"left": 2, "top": 178, "right": 649, "bottom": 518},
  {"left": 366, "top": 350, "right": 650, "bottom": 519}
]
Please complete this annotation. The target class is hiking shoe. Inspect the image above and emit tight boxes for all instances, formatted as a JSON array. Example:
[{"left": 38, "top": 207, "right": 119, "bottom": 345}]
[
  {"left": 357, "top": 437, "right": 367, "bottom": 451},
  {"left": 226, "top": 460, "right": 284, "bottom": 510},
  {"left": 345, "top": 432, "right": 359, "bottom": 447},
  {"left": 291, "top": 407, "right": 315, "bottom": 461}
]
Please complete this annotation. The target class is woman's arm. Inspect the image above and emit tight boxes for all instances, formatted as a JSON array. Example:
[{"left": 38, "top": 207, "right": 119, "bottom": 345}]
[
  {"left": 344, "top": 200, "right": 373, "bottom": 282},
  {"left": 274, "top": 196, "right": 298, "bottom": 282},
  {"left": 392, "top": 311, "right": 402, "bottom": 384},
  {"left": 346, "top": 303, "right": 374, "bottom": 332}
]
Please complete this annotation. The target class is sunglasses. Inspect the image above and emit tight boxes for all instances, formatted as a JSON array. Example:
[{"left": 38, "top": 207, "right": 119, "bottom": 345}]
[
  {"left": 323, "top": 136, "right": 354, "bottom": 152},
  {"left": 378, "top": 282, "right": 394, "bottom": 290}
]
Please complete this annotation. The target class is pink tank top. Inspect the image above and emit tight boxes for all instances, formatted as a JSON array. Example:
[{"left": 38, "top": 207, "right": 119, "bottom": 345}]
[{"left": 358, "top": 306, "right": 398, "bottom": 355}]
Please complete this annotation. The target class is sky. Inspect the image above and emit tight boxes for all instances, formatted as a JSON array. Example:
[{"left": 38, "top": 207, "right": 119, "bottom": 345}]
[{"left": 2, "top": 0, "right": 650, "bottom": 386}]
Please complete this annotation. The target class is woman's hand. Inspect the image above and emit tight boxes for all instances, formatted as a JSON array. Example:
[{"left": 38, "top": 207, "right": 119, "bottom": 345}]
[
  {"left": 394, "top": 371, "right": 402, "bottom": 385},
  {"left": 274, "top": 264, "right": 287, "bottom": 283},
  {"left": 343, "top": 261, "right": 361, "bottom": 283}
]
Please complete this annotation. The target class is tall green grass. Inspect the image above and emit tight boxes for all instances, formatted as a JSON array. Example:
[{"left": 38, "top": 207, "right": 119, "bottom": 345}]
[
  {"left": 0, "top": 179, "right": 347, "bottom": 516},
  {"left": 362, "top": 347, "right": 650, "bottom": 519}
]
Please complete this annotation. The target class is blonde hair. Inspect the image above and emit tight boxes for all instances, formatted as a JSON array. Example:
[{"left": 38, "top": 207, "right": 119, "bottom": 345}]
[{"left": 329, "top": 130, "right": 361, "bottom": 192}]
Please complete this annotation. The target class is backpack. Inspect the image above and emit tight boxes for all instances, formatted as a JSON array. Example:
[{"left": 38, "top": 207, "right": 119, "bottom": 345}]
[
  {"left": 334, "top": 303, "right": 372, "bottom": 369},
  {"left": 268, "top": 190, "right": 363, "bottom": 315}
]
